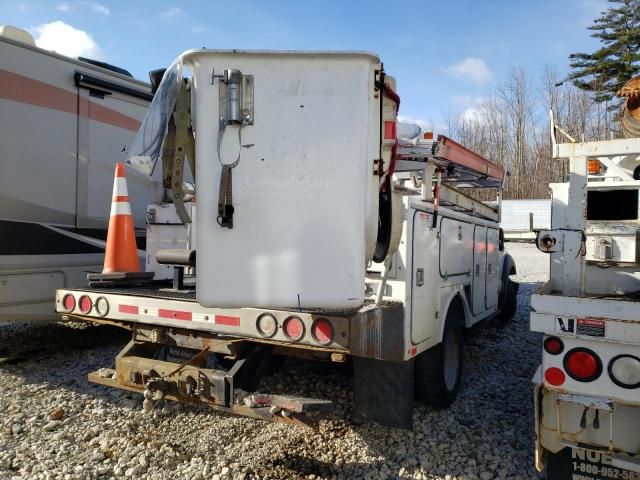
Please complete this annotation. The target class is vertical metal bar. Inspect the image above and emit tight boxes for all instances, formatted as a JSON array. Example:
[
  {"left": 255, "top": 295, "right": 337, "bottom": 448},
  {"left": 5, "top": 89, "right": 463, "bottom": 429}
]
[{"left": 562, "top": 154, "right": 587, "bottom": 296}]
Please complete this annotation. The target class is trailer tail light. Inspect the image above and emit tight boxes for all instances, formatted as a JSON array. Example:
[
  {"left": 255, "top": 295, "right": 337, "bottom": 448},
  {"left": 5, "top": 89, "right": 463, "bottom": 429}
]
[
  {"left": 78, "top": 295, "right": 92, "bottom": 314},
  {"left": 256, "top": 313, "right": 277, "bottom": 338},
  {"left": 62, "top": 293, "right": 76, "bottom": 312},
  {"left": 544, "top": 367, "right": 565, "bottom": 386},
  {"left": 283, "top": 316, "right": 304, "bottom": 341},
  {"left": 608, "top": 355, "right": 640, "bottom": 389},
  {"left": 311, "top": 318, "right": 334, "bottom": 345},
  {"left": 543, "top": 336, "right": 564, "bottom": 355},
  {"left": 564, "top": 348, "right": 602, "bottom": 382},
  {"left": 588, "top": 159, "right": 601, "bottom": 175},
  {"left": 94, "top": 297, "right": 109, "bottom": 317}
]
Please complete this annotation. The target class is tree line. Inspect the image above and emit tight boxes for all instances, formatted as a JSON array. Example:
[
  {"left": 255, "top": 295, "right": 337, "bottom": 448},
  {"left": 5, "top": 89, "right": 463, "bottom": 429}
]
[{"left": 445, "top": 0, "right": 640, "bottom": 199}]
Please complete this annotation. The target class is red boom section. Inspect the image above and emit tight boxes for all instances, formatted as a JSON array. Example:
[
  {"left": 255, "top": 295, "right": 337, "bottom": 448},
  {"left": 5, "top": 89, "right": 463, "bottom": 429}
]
[{"left": 435, "top": 134, "right": 505, "bottom": 182}]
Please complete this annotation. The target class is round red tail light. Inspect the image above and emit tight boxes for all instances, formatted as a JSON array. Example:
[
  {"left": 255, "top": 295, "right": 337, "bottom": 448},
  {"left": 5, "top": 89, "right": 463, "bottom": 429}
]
[
  {"left": 544, "top": 337, "right": 564, "bottom": 355},
  {"left": 544, "top": 367, "right": 566, "bottom": 386},
  {"left": 283, "top": 316, "right": 304, "bottom": 341},
  {"left": 256, "top": 313, "right": 277, "bottom": 338},
  {"left": 564, "top": 348, "right": 602, "bottom": 382},
  {"left": 311, "top": 318, "right": 334, "bottom": 345},
  {"left": 78, "top": 295, "right": 92, "bottom": 314},
  {"left": 62, "top": 293, "right": 76, "bottom": 312}
]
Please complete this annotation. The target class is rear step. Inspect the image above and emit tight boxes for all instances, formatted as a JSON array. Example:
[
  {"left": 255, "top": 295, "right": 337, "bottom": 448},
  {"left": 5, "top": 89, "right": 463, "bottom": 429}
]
[{"left": 88, "top": 339, "right": 333, "bottom": 428}]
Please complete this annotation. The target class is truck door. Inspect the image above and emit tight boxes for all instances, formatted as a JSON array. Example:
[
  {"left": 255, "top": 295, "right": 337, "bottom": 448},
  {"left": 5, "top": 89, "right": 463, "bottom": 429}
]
[
  {"left": 472, "top": 226, "right": 487, "bottom": 314},
  {"left": 410, "top": 210, "right": 439, "bottom": 344},
  {"left": 485, "top": 228, "right": 500, "bottom": 309}
]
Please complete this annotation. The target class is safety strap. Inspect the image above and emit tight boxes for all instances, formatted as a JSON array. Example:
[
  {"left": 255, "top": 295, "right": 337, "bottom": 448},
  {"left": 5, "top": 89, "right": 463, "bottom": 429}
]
[
  {"left": 217, "top": 164, "right": 234, "bottom": 228},
  {"left": 216, "top": 121, "right": 243, "bottom": 229}
]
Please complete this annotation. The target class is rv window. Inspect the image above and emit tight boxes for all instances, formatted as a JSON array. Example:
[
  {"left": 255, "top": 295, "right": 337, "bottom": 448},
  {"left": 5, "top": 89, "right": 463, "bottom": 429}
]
[{"left": 587, "top": 190, "right": 639, "bottom": 220}]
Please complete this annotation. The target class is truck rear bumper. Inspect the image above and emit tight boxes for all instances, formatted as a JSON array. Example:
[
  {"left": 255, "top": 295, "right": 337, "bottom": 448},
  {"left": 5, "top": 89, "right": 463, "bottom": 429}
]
[{"left": 533, "top": 371, "right": 640, "bottom": 474}]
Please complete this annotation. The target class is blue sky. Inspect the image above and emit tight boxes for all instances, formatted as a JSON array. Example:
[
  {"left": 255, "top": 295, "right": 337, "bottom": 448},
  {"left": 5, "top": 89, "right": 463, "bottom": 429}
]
[{"left": 3, "top": 0, "right": 606, "bottom": 129}]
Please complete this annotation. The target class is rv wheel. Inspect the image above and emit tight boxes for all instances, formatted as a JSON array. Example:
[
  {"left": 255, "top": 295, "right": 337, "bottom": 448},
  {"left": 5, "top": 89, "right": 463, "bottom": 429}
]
[{"left": 414, "top": 303, "right": 464, "bottom": 408}]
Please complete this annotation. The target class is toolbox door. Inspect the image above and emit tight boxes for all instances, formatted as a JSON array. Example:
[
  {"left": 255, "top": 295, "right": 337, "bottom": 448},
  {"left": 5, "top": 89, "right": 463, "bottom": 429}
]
[
  {"left": 485, "top": 228, "right": 500, "bottom": 309},
  {"left": 472, "top": 226, "right": 487, "bottom": 314}
]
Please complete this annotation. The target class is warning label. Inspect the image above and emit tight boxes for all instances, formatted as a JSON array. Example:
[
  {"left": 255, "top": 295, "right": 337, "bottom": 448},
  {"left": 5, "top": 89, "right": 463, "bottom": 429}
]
[{"left": 577, "top": 318, "right": 606, "bottom": 337}]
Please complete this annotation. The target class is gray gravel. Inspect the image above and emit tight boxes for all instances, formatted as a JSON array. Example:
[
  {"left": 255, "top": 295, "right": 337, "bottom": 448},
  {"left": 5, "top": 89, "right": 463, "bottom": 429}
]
[{"left": 0, "top": 243, "right": 547, "bottom": 480}]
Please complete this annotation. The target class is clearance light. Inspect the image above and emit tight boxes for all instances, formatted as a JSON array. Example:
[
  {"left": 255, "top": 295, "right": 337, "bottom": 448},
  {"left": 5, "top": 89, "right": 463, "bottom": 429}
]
[
  {"left": 62, "top": 293, "right": 76, "bottom": 312},
  {"left": 608, "top": 355, "right": 640, "bottom": 389},
  {"left": 543, "top": 337, "right": 564, "bottom": 355},
  {"left": 544, "top": 367, "right": 566, "bottom": 386},
  {"left": 564, "top": 348, "right": 602, "bottom": 382},
  {"left": 94, "top": 297, "right": 109, "bottom": 317},
  {"left": 256, "top": 313, "right": 277, "bottom": 338},
  {"left": 588, "top": 159, "right": 601, "bottom": 175},
  {"left": 78, "top": 295, "right": 92, "bottom": 314},
  {"left": 283, "top": 316, "right": 305, "bottom": 341},
  {"left": 311, "top": 318, "right": 334, "bottom": 345}
]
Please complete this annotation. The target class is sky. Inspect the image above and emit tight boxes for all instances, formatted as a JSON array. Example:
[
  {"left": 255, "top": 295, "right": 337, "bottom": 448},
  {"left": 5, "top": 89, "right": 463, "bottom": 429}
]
[{"left": 2, "top": 0, "right": 607, "bottom": 131}]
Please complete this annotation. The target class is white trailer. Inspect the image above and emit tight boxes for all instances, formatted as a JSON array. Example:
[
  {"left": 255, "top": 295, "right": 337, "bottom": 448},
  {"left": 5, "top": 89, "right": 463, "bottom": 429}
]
[
  {"left": 54, "top": 49, "right": 518, "bottom": 429},
  {"left": 531, "top": 115, "right": 640, "bottom": 478},
  {"left": 0, "top": 26, "right": 155, "bottom": 321},
  {"left": 500, "top": 199, "right": 551, "bottom": 241}
]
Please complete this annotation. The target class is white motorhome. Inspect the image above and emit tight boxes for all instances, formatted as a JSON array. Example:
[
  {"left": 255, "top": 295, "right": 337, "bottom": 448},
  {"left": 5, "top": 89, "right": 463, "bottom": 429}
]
[
  {"left": 0, "top": 26, "right": 155, "bottom": 321},
  {"left": 531, "top": 113, "right": 640, "bottom": 478},
  {"left": 54, "top": 49, "right": 518, "bottom": 428}
]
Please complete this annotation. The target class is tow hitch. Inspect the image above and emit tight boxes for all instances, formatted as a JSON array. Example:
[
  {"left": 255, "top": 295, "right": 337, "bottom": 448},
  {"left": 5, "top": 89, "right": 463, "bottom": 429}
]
[{"left": 88, "top": 331, "right": 333, "bottom": 428}]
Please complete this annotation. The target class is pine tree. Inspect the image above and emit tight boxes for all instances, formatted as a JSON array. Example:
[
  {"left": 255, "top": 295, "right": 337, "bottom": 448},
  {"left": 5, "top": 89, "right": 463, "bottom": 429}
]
[{"left": 568, "top": 0, "right": 640, "bottom": 105}]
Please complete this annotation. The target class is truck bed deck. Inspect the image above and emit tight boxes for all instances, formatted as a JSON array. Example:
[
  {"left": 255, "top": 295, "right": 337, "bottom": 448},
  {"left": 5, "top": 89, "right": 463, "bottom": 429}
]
[{"left": 75, "top": 280, "right": 401, "bottom": 317}]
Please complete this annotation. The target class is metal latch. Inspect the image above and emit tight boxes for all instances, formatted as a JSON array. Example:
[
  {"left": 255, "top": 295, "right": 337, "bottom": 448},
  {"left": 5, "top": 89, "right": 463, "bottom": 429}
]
[{"left": 416, "top": 268, "right": 424, "bottom": 287}]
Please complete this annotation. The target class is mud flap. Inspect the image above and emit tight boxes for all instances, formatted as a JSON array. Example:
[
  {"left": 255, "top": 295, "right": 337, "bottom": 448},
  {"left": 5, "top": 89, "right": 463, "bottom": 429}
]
[{"left": 353, "top": 356, "right": 414, "bottom": 430}]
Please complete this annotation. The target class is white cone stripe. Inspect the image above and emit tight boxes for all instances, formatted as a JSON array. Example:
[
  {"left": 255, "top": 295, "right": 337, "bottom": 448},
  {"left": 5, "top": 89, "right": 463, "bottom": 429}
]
[
  {"left": 110, "top": 202, "right": 132, "bottom": 216},
  {"left": 112, "top": 177, "right": 129, "bottom": 197}
]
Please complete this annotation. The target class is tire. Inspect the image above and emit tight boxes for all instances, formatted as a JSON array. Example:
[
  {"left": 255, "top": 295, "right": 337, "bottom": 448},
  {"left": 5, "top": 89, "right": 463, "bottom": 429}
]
[
  {"left": 414, "top": 302, "right": 464, "bottom": 408},
  {"left": 498, "top": 279, "right": 518, "bottom": 323}
]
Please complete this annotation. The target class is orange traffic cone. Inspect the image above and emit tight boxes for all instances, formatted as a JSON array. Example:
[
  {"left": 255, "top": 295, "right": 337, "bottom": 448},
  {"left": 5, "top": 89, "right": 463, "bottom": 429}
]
[{"left": 102, "top": 163, "right": 139, "bottom": 273}]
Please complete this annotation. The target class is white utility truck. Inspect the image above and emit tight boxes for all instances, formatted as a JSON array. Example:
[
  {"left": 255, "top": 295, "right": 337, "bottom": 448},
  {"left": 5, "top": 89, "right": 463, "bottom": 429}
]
[
  {"left": 531, "top": 113, "right": 640, "bottom": 478},
  {"left": 55, "top": 49, "right": 518, "bottom": 428}
]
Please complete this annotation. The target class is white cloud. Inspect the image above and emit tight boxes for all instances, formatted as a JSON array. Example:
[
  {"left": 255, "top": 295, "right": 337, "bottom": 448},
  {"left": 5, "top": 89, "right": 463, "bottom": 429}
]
[
  {"left": 56, "top": 3, "right": 70, "bottom": 12},
  {"left": 86, "top": 1, "right": 109, "bottom": 15},
  {"left": 32, "top": 21, "right": 104, "bottom": 59},
  {"left": 160, "top": 7, "right": 184, "bottom": 18},
  {"left": 191, "top": 25, "right": 206, "bottom": 34},
  {"left": 397, "top": 115, "right": 433, "bottom": 134},
  {"left": 442, "top": 57, "right": 493, "bottom": 84}
]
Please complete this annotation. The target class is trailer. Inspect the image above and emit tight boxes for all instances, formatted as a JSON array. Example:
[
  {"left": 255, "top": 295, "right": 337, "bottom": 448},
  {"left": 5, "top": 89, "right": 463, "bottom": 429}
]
[
  {"left": 500, "top": 199, "right": 551, "bottom": 241},
  {"left": 55, "top": 49, "right": 518, "bottom": 429},
  {"left": 531, "top": 113, "right": 640, "bottom": 478},
  {"left": 0, "top": 25, "right": 155, "bottom": 321}
]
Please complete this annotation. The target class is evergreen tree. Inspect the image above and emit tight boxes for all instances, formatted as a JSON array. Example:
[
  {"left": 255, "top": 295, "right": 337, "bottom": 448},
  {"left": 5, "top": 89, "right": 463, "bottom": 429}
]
[{"left": 568, "top": 0, "right": 640, "bottom": 104}]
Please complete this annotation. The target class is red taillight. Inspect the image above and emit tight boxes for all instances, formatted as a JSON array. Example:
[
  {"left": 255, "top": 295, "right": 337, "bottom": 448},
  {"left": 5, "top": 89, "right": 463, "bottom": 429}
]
[
  {"left": 78, "top": 295, "right": 92, "bottom": 314},
  {"left": 564, "top": 348, "right": 602, "bottom": 382},
  {"left": 283, "top": 316, "right": 304, "bottom": 341},
  {"left": 311, "top": 318, "right": 334, "bottom": 345},
  {"left": 62, "top": 294, "right": 75, "bottom": 312},
  {"left": 384, "top": 121, "right": 396, "bottom": 140},
  {"left": 544, "top": 367, "right": 566, "bottom": 386},
  {"left": 544, "top": 337, "right": 564, "bottom": 355}
]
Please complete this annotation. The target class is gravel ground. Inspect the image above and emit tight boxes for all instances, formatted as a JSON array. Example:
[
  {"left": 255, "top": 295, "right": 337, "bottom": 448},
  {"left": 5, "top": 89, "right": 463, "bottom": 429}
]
[{"left": 0, "top": 243, "right": 548, "bottom": 480}]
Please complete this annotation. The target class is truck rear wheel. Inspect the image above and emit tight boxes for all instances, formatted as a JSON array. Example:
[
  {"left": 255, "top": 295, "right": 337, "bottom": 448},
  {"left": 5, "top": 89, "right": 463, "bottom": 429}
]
[
  {"left": 498, "top": 279, "right": 518, "bottom": 323},
  {"left": 414, "top": 303, "right": 464, "bottom": 408}
]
